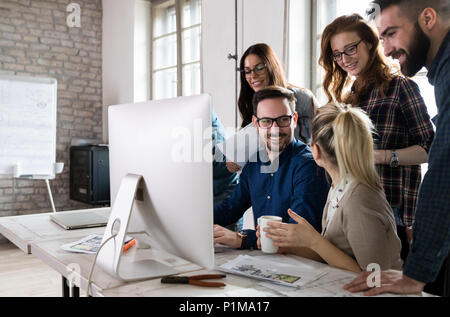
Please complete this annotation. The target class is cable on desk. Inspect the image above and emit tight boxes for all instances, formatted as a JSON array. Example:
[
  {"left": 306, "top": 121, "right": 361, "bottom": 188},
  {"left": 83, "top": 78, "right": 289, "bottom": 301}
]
[
  {"left": 87, "top": 231, "right": 151, "bottom": 296},
  {"left": 86, "top": 234, "right": 117, "bottom": 297}
]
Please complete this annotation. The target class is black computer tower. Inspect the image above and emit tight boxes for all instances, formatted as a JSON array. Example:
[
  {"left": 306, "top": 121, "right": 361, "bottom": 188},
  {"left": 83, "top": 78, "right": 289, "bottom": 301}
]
[{"left": 70, "top": 145, "right": 110, "bottom": 205}]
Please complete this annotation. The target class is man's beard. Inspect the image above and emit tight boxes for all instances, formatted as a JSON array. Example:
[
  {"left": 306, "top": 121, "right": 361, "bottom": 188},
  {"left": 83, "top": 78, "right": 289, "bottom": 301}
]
[
  {"left": 265, "top": 131, "right": 290, "bottom": 153},
  {"left": 399, "top": 22, "right": 430, "bottom": 77}
]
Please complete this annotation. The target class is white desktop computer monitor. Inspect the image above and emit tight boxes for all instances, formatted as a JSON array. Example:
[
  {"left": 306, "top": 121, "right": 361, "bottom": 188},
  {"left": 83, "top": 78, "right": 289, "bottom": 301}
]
[{"left": 97, "top": 94, "right": 214, "bottom": 281}]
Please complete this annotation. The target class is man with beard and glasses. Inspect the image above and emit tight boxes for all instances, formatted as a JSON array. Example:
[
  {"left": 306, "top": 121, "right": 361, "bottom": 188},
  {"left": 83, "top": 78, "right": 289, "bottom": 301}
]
[
  {"left": 344, "top": 0, "right": 450, "bottom": 297},
  {"left": 213, "top": 86, "right": 329, "bottom": 250}
]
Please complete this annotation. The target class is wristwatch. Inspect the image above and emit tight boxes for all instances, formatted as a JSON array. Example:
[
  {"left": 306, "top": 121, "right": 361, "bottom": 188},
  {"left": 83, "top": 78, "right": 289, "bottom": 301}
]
[
  {"left": 236, "top": 230, "right": 247, "bottom": 249},
  {"left": 390, "top": 150, "right": 399, "bottom": 168}
]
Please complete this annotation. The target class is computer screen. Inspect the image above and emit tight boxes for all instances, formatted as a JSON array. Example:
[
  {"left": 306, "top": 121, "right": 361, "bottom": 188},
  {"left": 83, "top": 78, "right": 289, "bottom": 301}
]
[{"left": 98, "top": 94, "right": 214, "bottom": 281}]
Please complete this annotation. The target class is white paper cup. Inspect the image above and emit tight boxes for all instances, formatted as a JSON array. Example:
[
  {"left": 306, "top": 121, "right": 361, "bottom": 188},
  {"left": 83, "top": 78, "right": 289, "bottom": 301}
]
[{"left": 258, "top": 215, "right": 282, "bottom": 253}]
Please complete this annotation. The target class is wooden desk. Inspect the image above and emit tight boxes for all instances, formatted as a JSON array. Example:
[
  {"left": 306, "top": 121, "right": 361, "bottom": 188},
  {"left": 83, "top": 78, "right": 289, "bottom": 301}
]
[
  {"left": 30, "top": 237, "right": 421, "bottom": 297},
  {"left": 0, "top": 208, "right": 109, "bottom": 254},
  {"left": 1, "top": 210, "right": 423, "bottom": 298},
  {"left": 30, "top": 238, "right": 285, "bottom": 297},
  {"left": 30, "top": 235, "right": 205, "bottom": 297},
  {"left": 100, "top": 249, "right": 328, "bottom": 297},
  {"left": 0, "top": 208, "right": 108, "bottom": 296}
]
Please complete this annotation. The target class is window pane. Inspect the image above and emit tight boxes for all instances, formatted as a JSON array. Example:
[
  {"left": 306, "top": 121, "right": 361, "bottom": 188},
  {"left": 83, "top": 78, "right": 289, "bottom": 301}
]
[
  {"left": 153, "top": 34, "right": 177, "bottom": 70},
  {"left": 412, "top": 72, "right": 437, "bottom": 121},
  {"left": 181, "top": 0, "right": 201, "bottom": 28},
  {"left": 317, "top": 0, "right": 337, "bottom": 34},
  {"left": 153, "top": 0, "right": 176, "bottom": 38},
  {"left": 152, "top": 0, "right": 202, "bottom": 99},
  {"left": 182, "top": 26, "right": 200, "bottom": 64},
  {"left": 412, "top": 70, "right": 437, "bottom": 179},
  {"left": 153, "top": 68, "right": 177, "bottom": 100},
  {"left": 336, "top": 0, "right": 372, "bottom": 18},
  {"left": 183, "top": 63, "right": 200, "bottom": 96}
]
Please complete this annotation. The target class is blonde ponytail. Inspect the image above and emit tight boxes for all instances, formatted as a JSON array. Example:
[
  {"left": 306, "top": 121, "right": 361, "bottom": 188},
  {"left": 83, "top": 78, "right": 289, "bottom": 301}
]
[
  {"left": 333, "top": 107, "right": 382, "bottom": 191},
  {"left": 311, "top": 103, "right": 382, "bottom": 191}
]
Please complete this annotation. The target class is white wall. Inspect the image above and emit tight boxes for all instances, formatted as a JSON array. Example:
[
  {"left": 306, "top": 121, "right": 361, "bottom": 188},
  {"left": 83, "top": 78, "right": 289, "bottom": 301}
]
[
  {"left": 202, "top": 0, "right": 287, "bottom": 131},
  {"left": 201, "top": 0, "right": 237, "bottom": 131},
  {"left": 102, "top": 0, "right": 151, "bottom": 142},
  {"left": 102, "top": 0, "right": 135, "bottom": 142},
  {"left": 239, "top": 0, "right": 286, "bottom": 65},
  {"left": 134, "top": 0, "right": 151, "bottom": 103},
  {"left": 287, "top": 0, "right": 312, "bottom": 89},
  {"left": 102, "top": 0, "right": 135, "bottom": 107}
]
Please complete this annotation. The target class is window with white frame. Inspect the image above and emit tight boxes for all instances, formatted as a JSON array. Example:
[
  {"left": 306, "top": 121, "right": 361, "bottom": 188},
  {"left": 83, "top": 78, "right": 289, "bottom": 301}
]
[{"left": 151, "top": 0, "right": 201, "bottom": 100}]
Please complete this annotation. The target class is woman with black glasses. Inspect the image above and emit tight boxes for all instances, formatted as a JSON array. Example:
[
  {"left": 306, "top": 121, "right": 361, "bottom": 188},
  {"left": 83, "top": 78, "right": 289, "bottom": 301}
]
[
  {"left": 225, "top": 43, "right": 318, "bottom": 173},
  {"left": 319, "top": 14, "right": 434, "bottom": 261}
]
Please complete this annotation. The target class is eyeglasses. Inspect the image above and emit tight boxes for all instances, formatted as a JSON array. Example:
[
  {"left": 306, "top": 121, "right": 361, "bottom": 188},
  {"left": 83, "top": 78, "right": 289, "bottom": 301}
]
[
  {"left": 256, "top": 115, "right": 293, "bottom": 129},
  {"left": 240, "top": 63, "right": 267, "bottom": 77},
  {"left": 332, "top": 40, "right": 363, "bottom": 62}
]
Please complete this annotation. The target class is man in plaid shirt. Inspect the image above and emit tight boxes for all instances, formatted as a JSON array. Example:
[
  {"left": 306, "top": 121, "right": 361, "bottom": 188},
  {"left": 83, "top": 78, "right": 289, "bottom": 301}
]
[{"left": 345, "top": 0, "right": 450, "bottom": 296}]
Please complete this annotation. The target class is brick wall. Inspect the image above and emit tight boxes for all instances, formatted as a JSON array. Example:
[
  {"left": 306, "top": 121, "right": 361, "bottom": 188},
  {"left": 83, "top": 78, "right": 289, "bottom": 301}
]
[{"left": 0, "top": 0, "right": 104, "bottom": 216}]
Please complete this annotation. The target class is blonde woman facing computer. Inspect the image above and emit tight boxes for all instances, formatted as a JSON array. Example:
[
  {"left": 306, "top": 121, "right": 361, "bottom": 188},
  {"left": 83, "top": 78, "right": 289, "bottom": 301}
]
[{"left": 258, "top": 103, "right": 403, "bottom": 273}]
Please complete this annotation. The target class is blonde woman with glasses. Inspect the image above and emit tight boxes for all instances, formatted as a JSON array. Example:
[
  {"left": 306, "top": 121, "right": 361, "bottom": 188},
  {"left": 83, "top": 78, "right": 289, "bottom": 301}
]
[{"left": 259, "top": 103, "right": 403, "bottom": 273}]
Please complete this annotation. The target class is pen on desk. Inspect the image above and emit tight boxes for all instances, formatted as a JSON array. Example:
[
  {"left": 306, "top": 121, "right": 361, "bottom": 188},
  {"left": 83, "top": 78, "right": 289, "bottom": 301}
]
[{"left": 123, "top": 239, "right": 136, "bottom": 252}]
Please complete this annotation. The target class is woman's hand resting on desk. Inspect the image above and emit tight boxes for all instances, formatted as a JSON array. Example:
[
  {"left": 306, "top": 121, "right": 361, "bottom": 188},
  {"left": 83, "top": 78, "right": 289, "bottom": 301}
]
[
  {"left": 214, "top": 225, "right": 241, "bottom": 249},
  {"left": 226, "top": 161, "right": 241, "bottom": 173}
]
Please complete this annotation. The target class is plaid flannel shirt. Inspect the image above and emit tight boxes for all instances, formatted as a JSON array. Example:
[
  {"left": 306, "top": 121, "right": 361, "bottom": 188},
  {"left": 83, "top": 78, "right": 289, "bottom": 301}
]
[{"left": 357, "top": 76, "right": 435, "bottom": 227}]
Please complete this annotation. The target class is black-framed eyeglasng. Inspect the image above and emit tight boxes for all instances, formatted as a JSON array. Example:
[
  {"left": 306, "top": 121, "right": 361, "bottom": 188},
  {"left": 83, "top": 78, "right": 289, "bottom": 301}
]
[
  {"left": 256, "top": 115, "right": 293, "bottom": 129},
  {"left": 240, "top": 63, "right": 267, "bottom": 77},
  {"left": 332, "top": 40, "right": 363, "bottom": 62}
]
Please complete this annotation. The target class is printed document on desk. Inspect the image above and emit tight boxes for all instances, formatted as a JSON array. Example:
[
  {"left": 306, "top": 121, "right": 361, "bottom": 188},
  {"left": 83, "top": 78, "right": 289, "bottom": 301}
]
[
  {"left": 259, "top": 265, "right": 361, "bottom": 297},
  {"left": 61, "top": 234, "right": 102, "bottom": 254},
  {"left": 218, "top": 255, "right": 326, "bottom": 288},
  {"left": 61, "top": 234, "right": 133, "bottom": 254},
  {"left": 253, "top": 255, "right": 412, "bottom": 297}
]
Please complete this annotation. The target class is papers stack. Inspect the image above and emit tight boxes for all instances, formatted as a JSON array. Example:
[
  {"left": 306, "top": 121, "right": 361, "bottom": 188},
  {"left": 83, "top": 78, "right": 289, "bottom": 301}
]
[
  {"left": 61, "top": 234, "right": 134, "bottom": 254},
  {"left": 61, "top": 234, "right": 103, "bottom": 254}
]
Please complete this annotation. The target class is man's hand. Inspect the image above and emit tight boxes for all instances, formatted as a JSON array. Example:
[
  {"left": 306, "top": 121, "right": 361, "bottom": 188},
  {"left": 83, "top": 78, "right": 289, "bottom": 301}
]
[
  {"left": 405, "top": 227, "right": 413, "bottom": 244},
  {"left": 214, "top": 224, "right": 242, "bottom": 249},
  {"left": 343, "top": 270, "right": 425, "bottom": 296},
  {"left": 226, "top": 161, "right": 242, "bottom": 173}
]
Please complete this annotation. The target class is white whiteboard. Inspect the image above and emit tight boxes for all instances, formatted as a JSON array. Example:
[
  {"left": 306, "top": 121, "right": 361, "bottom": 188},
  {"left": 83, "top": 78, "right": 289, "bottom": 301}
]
[{"left": 0, "top": 75, "right": 57, "bottom": 178}]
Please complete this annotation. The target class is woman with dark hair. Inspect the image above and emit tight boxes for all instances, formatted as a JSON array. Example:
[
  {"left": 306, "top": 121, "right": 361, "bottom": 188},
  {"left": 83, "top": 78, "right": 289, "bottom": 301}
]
[
  {"left": 225, "top": 43, "right": 318, "bottom": 173},
  {"left": 318, "top": 14, "right": 434, "bottom": 260}
]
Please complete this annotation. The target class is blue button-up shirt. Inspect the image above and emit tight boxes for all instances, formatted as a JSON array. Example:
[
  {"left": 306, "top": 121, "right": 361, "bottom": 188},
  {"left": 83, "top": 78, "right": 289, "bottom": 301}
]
[
  {"left": 404, "top": 31, "right": 450, "bottom": 283},
  {"left": 214, "top": 138, "right": 329, "bottom": 249},
  {"left": 212, "top": 108, "right": 239, "bottom": 205}
]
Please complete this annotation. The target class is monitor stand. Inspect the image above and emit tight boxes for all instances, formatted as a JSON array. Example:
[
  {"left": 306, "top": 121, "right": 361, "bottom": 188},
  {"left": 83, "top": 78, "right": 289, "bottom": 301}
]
[{"left": 97, "top": 173, "right": 178, "bottom": 281}]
